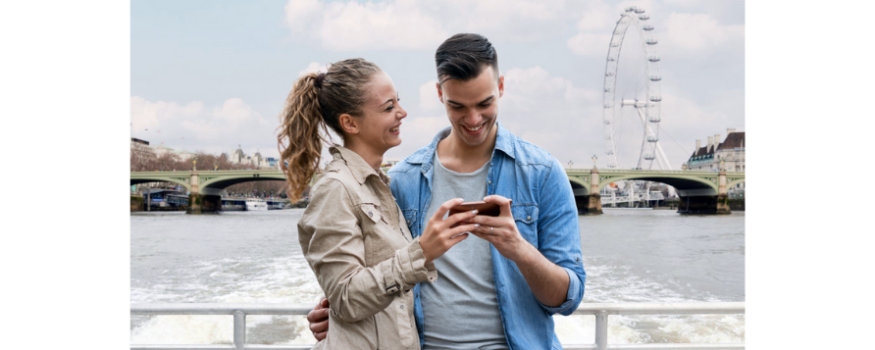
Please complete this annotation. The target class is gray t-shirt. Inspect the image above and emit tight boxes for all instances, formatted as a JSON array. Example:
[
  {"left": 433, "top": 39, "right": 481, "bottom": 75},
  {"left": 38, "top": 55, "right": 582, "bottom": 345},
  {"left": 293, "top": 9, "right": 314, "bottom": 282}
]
[{"left": 420, "top": 151, "right": 508, "bottom": 350}]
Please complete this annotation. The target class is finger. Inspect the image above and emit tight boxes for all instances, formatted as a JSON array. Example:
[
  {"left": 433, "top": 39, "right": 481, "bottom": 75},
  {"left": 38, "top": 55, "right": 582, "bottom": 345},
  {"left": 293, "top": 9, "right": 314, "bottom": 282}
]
[
  {"left": 317, "top": 297, "right": 329, "bottom": 309},
  {"left": 444, "top": 209, "right": 480, "bottom": 228},
  {"left": 307, "top": 308, "right": 329, "bottom": 322},
  {"left": 448, "top": 232, "right": 469, "bottom": 246},
  {"left": 484, "top": 195, "right": 513, "bottom": 217},
  {"left": 314, "top": 330, "right": 327, "bottom": 341},
  {"left": 468, "top": 214, "right": 506, "bottom": 228},
  {"left": 449, "top": 223, "right": 480, "bottom": 237},
  {"left": 432, "top": 198, "right": 464, "bottom": 222},
  {"left": 469, "top": 230, "right": 496, "bottom": 244},
  {"left": 309, "top": 320, "right": 328, "bottom": 333}
]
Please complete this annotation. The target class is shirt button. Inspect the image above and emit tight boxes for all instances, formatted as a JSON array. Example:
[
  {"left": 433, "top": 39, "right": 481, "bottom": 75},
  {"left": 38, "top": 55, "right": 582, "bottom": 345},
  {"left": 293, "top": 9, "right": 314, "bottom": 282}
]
[
  {"left": 488, "top": 180, "right": 492, "bottom": 184},
  {"left": 400, "top": 304, "right": 405, "bottom": 309},
  {"left": 368, "top": 211, "right": 373, "bottom": 217},
  {"left": 407, "top": 220, "right": 410, "bottom": 225},
  {"left": 527, "top": 216, "right": 531, "bottom": 220}
]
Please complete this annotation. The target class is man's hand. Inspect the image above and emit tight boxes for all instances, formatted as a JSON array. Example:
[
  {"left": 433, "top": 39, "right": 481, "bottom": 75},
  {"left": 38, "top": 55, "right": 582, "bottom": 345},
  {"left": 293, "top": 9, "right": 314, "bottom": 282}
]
[
  {"left": 306, "top": 297, "right": 330, "bottom": 341},
  {"left": 469, "top": 194, "right": 570, "bottom": 307},
  {"left": 468, "top": 195, "right": 532, "bottom": 262}
]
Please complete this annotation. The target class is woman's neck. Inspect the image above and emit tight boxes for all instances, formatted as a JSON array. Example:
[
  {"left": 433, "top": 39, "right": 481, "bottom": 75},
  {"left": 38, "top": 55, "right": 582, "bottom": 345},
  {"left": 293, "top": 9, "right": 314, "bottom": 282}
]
[{"left": 343, "top": 140, "right": 384, "bottom": 171}]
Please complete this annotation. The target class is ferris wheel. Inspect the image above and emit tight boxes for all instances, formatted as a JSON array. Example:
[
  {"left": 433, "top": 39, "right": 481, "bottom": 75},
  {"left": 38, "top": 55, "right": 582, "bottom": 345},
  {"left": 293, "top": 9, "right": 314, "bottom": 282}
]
[{"left": 602, "top": 6, "right": 672, "bottom": 170}]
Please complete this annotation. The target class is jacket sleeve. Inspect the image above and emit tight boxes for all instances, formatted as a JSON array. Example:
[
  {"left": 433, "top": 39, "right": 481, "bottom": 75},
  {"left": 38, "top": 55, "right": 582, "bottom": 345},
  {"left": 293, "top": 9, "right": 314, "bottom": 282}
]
[
  {"left": 533, "top": 158, "right": 587, "bottom": 316},
  {"left": 297, "top": 179, "right": 437, "bottom": 323}
]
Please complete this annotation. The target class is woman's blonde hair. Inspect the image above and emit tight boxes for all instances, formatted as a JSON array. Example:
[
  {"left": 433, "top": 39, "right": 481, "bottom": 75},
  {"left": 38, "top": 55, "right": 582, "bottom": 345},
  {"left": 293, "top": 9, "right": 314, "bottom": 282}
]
[{"left": 277, "top": 58, "right": 381, "bottom": 199}]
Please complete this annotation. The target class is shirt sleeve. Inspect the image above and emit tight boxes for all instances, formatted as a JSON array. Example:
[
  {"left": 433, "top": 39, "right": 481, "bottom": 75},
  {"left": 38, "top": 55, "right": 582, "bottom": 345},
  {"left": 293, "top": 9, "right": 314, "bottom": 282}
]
[
  {"left": 297, "top": 179, "right": 437, "bottom": 323},
  {"left": 533, "top": 158, "right": 587, "bottom": 316}
]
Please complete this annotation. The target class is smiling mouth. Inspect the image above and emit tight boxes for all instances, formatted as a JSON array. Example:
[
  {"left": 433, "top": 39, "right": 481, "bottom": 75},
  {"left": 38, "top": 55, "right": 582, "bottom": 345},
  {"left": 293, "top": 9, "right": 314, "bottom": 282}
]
[
  {"left": 390, "top": 126, "right": 399, "bottom": 132},
  {"left": 463, "top": 124, "right": 483, "bottom": 132}
]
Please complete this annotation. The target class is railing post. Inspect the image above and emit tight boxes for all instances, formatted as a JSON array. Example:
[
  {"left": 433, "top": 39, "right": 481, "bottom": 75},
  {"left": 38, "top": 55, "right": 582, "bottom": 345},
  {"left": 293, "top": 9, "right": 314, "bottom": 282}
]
[
  {"left": 234, "top": 310, "right": 245, "bottom": 349},
  {"left": 595, "top": 310, "right": 608, "bottom": 350}
]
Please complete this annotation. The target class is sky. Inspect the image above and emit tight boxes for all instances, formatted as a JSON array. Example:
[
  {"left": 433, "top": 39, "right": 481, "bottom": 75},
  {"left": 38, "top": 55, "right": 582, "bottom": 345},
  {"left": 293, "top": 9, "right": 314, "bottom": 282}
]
[{"left": 131, "top": 0, "right": 744, "bottom": 169}]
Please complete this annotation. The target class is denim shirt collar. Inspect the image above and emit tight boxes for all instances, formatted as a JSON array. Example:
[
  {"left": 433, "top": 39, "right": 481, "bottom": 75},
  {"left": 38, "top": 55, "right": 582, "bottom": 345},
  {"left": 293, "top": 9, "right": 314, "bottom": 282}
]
[{"left": 405, "top": 122, "right": 516, "bottom": 169}]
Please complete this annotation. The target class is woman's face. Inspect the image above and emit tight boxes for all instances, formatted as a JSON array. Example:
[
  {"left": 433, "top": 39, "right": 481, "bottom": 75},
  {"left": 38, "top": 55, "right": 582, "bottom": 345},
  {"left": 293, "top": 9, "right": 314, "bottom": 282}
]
[{"left": 355, "top": 71, "right": 407, "bottom": 152}]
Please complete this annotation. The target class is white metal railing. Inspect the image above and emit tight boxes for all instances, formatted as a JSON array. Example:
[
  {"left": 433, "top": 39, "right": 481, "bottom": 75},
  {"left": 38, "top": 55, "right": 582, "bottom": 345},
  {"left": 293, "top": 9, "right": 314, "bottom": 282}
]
[{"left": 131, "top": 302, "right": 744, "bottom": 350}]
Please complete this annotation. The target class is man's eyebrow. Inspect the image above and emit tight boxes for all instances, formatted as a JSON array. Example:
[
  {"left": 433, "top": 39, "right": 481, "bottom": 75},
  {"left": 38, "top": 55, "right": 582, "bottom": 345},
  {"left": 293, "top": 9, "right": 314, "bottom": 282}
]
[{"left": 447, "top": 95, "right": 495, "bottom": 106}]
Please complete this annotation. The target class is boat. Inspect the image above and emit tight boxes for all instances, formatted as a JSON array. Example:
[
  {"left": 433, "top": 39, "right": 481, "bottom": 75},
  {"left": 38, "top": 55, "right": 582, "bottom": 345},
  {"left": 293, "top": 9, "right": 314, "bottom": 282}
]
[{"left": 245, "top": 200, "right": 268, "bottom": 211}]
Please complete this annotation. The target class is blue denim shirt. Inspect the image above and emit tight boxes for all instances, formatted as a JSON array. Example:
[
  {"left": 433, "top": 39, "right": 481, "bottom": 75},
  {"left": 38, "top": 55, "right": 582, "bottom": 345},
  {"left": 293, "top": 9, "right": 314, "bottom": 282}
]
[{"left": 388, "top": 123, "right": 586, "bottom": 350}]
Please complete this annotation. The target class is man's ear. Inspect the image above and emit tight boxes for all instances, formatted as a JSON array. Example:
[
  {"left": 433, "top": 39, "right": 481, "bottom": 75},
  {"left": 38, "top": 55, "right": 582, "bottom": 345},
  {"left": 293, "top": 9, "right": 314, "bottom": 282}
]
[
  {"left": 338, "top": 114, "right": 360, "bottom": 135},
  {"left": 435, "top": 82, "right": 444, "bottom": 105},
  {"left": 498, "top": 75, "right": 505, "bottom": 98}
]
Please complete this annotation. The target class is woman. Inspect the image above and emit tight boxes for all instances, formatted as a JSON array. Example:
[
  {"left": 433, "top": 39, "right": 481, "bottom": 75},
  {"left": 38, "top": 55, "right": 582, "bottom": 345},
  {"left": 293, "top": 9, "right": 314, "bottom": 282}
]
[{"left": 277, "top": 58, "right": 479, "bottom": 349}]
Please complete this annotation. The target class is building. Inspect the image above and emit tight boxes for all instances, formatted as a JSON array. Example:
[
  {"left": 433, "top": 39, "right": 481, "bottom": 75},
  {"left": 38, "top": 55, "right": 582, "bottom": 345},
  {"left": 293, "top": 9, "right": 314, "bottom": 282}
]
[
  {"left": 685, "top": 128, "right": 745, "bottom": 172},
  {"left": 130, "top": 137, "right": 156, "bottom": 160}
]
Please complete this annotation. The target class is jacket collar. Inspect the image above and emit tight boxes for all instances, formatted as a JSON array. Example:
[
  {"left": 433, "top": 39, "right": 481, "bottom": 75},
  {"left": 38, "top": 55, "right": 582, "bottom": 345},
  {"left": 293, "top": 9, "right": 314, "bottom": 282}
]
[
  {"left": 329, "top": 146, "right": 387, "bottom": 185},
  {"left": 405, "top": 121, "right": 516, "bottom": 167}
]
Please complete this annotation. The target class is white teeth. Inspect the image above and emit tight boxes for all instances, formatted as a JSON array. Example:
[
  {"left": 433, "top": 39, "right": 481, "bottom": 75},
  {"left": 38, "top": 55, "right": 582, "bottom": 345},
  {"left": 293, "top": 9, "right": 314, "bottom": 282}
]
[
  {"left": 390, "top": 127, "right": 399, "bottom": 132},
  {"left": 464, "top": 125, "right": 483, "bottom": 132}
]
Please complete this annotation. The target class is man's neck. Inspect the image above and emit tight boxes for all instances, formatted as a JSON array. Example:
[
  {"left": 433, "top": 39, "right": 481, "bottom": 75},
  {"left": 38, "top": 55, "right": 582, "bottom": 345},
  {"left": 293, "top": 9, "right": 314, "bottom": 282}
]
[{"left": 437, "top": 125, "right": 498, "bottom": 173}]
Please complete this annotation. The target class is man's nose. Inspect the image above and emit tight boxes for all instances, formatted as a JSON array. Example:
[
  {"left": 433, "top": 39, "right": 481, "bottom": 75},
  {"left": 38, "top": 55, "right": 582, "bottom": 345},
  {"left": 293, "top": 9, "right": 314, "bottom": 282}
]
[{"left": 464, "top": 110, "right": 481, "bottom": 123}]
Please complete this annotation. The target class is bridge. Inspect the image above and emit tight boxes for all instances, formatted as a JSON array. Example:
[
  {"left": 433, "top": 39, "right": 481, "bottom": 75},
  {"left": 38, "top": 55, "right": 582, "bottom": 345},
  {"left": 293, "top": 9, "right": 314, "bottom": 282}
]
[
  {"left": 131, "top": 168, "right": 287, "bottom": 214},
  {"left": 131, "top": 166, "right": 744, "bottom": 215},
  {"left": 566, "top": 168, "right": 745, "bottom": 214}
]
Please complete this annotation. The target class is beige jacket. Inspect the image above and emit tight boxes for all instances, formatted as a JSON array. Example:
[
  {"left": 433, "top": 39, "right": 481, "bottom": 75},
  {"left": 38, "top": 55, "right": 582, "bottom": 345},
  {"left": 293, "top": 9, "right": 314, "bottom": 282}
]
[{"left": 298, "top": 146, "right": 437, "bottom": 350}]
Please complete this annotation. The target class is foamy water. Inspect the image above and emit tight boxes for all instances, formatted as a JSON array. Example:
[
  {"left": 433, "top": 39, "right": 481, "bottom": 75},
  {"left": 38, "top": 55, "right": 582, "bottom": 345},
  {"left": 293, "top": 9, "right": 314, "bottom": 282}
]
[{"left": 131, "top": 209, "right": 744, "bottom": 346}]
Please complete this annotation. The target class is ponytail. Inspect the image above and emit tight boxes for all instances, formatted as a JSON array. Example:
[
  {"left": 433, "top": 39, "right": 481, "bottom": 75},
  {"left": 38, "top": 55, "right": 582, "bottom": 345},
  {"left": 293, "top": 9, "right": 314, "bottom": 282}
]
[{"left": 277, "top": 73, "right": 328, "bottom": 200}]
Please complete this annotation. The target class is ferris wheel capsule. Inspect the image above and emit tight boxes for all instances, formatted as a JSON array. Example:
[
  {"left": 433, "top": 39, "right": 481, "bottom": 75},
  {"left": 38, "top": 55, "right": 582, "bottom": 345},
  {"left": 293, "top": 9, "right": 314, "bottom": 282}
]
[
  {"left": 608, "top": 56, "right": 617, "bottom": 62},
  {"left": 649, "top": 96, "right": 662, "bottom": 102},
  {"left": 625, "top": 6, "right": 635, "bottom": 12},
  {"left": 639, "top": 14, "right": 650, "bottom": 20},
  {"left": 604, "top": 120, "right": 611, "bottom": 125},
  {"left": 634, "top": 8, "right": 646, "bottom": 14},
  {"left": 606, "top": 72, "right": 615, "bottom": 77},
  {"left": 650, "top": 75, "right": 662, "bottom": 81},
  {"left": 643, "top": 24, "right": 654, "bottom": 31},
  {"left": 647, "top": 55, "right": 660, "bottom": 62},
  {"left": 606, "top": 150, "right": 614, "bottom": 155},
  {"left": 647, "top": 136, "right": 659, "bottom": 142},
  {"left": 646, "top": 38, "right": 658, "bottom": 45},
  {"left": 643, "top": 153, "right": 655, "bottom": 160},
  {"left": 648, "top": 116, "right": 661, "bottom": 123},
  {"left": 604, "top": 103, "right": 613, "bottom": 108}
]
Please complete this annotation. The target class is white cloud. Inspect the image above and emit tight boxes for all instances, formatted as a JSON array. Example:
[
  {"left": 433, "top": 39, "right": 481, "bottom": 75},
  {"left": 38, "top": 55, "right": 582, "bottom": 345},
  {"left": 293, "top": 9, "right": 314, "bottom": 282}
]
[
  {"left": 418, "top": 80, "right": 440, "bottom": 111},
  {"left": 131, "top": 96, "right": 275, "bottom": 155},
  {"left": 284, "top": 0, "right": 586, "bottom": 51},
  {"left": 567, "top": 32, "right": 609, "bottom": 56},
  {"left": 659, "top": 13, "right": 744, "bottom": 52},
  {"left": 298, "top": 62, "right": 328, "bottom": 77},
  {"left": 130, "top": 96, "right": 204, "bottom": 132}
]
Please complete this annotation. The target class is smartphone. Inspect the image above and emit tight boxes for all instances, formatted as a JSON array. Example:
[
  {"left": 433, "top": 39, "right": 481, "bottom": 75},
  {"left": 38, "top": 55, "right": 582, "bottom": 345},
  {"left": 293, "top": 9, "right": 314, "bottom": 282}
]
[{"left": 448, "top": 201, "right": 503, "bottom": 227}]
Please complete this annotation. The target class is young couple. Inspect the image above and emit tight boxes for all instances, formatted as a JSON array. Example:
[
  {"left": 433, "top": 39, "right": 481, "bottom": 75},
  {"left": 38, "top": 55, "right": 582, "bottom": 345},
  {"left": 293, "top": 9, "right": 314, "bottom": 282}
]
[{"left": 277, "top": 33, "right": 586, "bottom": 350}]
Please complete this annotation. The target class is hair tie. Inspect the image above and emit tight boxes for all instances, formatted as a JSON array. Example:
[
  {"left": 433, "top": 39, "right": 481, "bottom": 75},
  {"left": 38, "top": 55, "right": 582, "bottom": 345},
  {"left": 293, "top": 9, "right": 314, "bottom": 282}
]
[{"left": 315, "top": 72, "right": 327, "bottom": 88}]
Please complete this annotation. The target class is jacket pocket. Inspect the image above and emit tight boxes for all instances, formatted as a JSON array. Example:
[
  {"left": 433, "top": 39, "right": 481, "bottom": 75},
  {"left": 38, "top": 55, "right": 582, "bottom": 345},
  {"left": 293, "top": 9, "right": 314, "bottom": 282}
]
[{"left": 359, "top": 203, "right": 382, "bottom": 224}]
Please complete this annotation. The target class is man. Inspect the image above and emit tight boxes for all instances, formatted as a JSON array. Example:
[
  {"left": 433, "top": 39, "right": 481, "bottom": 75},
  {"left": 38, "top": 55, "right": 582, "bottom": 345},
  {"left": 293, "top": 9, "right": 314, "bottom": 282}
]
[{"left": 308, "top": 33, "right": 586, "bottom": 350}]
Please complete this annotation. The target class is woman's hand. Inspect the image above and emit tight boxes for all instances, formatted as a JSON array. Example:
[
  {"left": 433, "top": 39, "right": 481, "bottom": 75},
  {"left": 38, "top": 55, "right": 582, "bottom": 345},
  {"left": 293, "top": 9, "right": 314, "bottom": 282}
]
[{"left": 420, "top": 198, "right": 480, "bottom": 264}]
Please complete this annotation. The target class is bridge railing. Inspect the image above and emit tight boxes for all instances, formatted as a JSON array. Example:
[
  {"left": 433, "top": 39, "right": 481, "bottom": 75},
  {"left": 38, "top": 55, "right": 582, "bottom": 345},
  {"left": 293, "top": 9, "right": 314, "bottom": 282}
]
[{"left": 130, "top": 302, "right": 744, "bottom": 350}]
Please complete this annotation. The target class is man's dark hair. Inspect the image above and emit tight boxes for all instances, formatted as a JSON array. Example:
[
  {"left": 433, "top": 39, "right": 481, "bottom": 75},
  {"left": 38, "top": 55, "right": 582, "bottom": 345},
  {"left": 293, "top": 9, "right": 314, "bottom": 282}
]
[{"left": 435, "top": 33, "right": 499, "bottom": 85}]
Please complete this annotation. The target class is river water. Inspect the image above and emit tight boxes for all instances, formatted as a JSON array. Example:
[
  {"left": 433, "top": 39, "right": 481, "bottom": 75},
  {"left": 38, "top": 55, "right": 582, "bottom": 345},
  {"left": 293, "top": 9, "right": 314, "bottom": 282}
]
[{"left": 131, "top": 209, "right": 744, "bottom": 346}]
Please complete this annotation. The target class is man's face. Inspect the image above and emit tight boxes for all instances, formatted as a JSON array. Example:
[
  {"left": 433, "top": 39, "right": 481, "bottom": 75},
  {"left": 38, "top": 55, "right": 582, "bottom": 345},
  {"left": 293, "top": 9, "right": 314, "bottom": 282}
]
[{"left": 437, "top": 67, "right": 504, "bottom": 147}]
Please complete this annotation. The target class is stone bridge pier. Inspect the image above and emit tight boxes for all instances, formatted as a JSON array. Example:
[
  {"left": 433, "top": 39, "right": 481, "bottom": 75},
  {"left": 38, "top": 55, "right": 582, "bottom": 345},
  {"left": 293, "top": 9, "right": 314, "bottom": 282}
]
[
  {"left": 677, "top": 170, "right": 730, "bottom": 215},
  {"left": 186, "top": 162, "right": 222, "bottom": 214}
]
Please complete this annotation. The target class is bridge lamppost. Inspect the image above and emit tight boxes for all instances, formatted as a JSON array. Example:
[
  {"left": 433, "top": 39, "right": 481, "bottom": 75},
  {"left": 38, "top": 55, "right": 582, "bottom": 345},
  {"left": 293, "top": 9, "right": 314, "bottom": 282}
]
[
  {"left": 591, "top": 155, "right": 598, "bottom": 169},
  {"left": 568, "top": 160, "right": 573, "bottom": 170}
]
